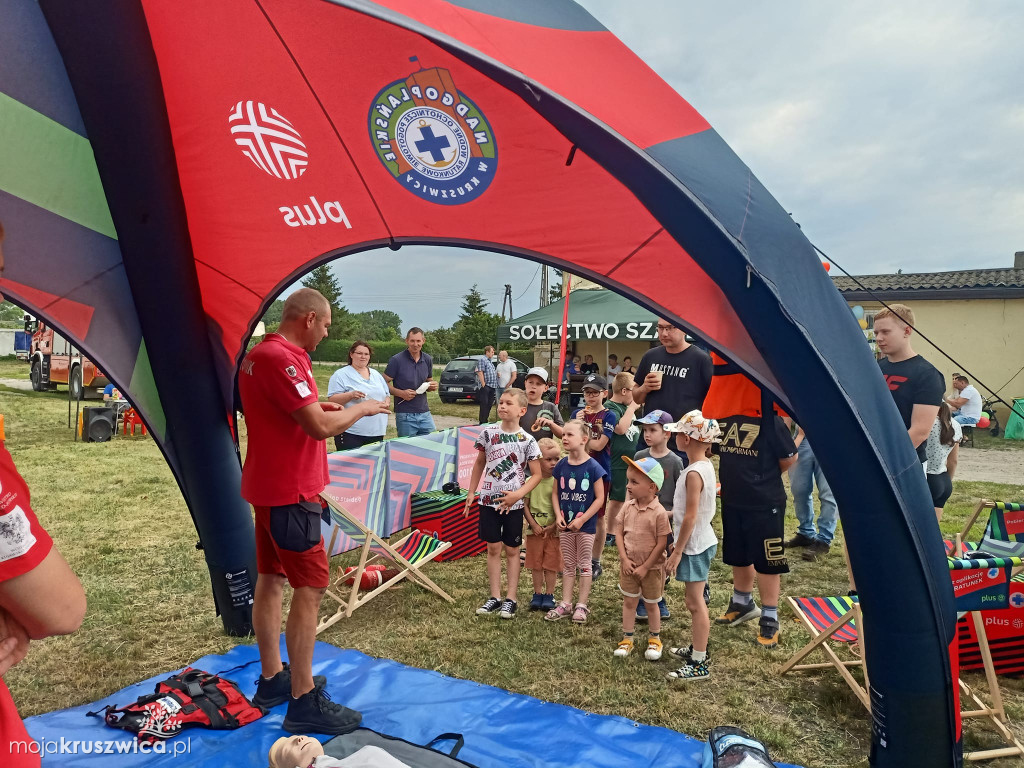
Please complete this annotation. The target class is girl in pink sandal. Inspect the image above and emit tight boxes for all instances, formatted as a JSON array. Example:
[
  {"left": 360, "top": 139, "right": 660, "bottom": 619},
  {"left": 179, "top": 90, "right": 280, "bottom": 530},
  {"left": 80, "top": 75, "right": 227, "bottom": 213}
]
[{"left": 545, "top": 420, "right": 607, "bottom": 623}]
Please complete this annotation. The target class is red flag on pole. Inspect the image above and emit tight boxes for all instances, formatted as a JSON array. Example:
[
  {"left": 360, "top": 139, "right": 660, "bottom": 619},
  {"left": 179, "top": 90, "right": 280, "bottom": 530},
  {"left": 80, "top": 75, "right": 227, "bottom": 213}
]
[{"left": 554, "top": 283, "right": 572, "bottom": 403}]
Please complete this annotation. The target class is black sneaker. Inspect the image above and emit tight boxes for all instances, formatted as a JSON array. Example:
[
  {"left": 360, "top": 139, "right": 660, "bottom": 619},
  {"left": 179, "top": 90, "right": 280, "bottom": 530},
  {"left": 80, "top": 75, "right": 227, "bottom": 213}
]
[
  {"left": 703, "top": 581, "right": 711, "bottom": 606},
  {"left": 715, "top": 599, "right": 761, "bottom": 626},
  {"left": 591, "top": 560, "right": 604, "bottom": 580},
  {"left": 252, "top": 663, "right": 326, "bottom": 709},
  {"left": 668, "top": 643, "right": 711, "bottom": 663},
  {"left": 499, "top": 599, "right": 517, "bottom": 619},
  {"left": 802, "top": 540, "right": 830, "bottom": 561},
  {"left": 756, "top": 617, "right": 780, "bottom": 649},
  {"left": 283, "top": 681, "right": 362, "bottom": 735},
  {"left": 476, "top": 596, "right": 501, "bottom": 615},
  {"left": 784, "top": 533, "right": 815, "bottom": 548}
]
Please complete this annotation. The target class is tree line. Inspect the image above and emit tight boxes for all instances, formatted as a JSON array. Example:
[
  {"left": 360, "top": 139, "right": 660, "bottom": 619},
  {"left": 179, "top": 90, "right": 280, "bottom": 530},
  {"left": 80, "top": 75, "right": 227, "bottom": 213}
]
[{"left": 261, "top": 265, "right": 534, "bottom": 362}]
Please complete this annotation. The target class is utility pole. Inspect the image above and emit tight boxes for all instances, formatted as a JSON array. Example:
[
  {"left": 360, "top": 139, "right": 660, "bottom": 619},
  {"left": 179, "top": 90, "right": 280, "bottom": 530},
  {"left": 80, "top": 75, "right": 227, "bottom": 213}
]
[
  {"left": 500, "top": 283, "right": 513, "bottom": 321},
  {"left": 539, "top": 265, "right": 549, "bottom": 307}
]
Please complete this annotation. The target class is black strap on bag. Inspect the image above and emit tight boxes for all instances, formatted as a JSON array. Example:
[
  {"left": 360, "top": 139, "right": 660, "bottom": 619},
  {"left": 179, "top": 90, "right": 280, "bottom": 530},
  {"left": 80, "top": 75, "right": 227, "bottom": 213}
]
[{"left": 426, "top": 732, "right": 466, "bottom": 758}]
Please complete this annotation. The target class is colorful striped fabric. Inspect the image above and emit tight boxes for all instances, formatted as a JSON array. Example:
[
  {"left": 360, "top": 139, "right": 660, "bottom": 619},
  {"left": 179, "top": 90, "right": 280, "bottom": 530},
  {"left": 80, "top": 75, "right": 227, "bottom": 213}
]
[
  {"left": 376, "top": 529, "right": 445, "bottom": 564},
  {"left": 792, "top": 596, "right": 859, "bottom": 642},
  {"left": 986, "top": 504, "right": 1024, "bottom": 544},
  {"left": 410, "top": 490, "right": 486, "bottom": 562},
  {"left": 948, "top": 555, "right": 1024, "bottom": 571}
]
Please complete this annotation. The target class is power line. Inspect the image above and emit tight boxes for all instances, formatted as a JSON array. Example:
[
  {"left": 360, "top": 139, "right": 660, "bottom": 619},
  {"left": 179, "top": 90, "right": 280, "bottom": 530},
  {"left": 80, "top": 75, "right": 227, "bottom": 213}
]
[{"left": 815, "top": 243, "right": 1024, "bottom": 422}]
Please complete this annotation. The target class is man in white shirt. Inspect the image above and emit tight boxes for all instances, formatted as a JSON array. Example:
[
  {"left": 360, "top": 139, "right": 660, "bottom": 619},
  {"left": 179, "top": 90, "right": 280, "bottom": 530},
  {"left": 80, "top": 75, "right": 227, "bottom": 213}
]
[
  {"left": 606, "top": 354, "right": 622, "bottom": 376},
  {"left": 495, "top": 350, "right": 517, "bottom": 404},
  {"left": 944, "top": 374, "right": 982, "bottom": 425}
]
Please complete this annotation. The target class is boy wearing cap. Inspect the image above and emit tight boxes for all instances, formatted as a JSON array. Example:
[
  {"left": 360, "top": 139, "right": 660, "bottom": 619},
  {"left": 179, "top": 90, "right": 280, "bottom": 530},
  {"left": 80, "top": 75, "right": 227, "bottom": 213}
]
[
  {"left": 633, "top": 409, "right": 684, "bottom": 622},
  {"left": 603, "top": 373, "right": 641, "bottom": 546},
  {"left": 521, "top": 367, "right": 564, "bottom": 442},
  {"left": 571, "top": 374, "right": 618, "bottom": 580},
  {"left": 612, "top": 457, "right": 671, "bottom": 661}
]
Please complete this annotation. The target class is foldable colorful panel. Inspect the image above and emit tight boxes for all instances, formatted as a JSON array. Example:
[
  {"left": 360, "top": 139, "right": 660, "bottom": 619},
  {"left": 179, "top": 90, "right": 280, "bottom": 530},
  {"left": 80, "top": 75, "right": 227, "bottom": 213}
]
[
  {"left": 385, "top": 430, "right": 459, "bottom": 532},
  {"left": 456, "top": 425, "right": 485, "bottom": 491},
  {"left": 411, "top": 490, "right": 485, "bottom": 562},
  {"left": 322, "top": 442, "right": 389, "bottom": 555}
]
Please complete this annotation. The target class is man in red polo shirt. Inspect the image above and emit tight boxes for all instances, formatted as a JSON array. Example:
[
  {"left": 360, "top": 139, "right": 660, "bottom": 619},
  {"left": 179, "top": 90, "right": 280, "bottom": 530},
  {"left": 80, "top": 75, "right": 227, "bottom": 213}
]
[
  {"left": 240, "top": 287, "right": 389, "bottom": 734},
  {"left": 0, "top": 436, "right": 87, "bottom": 767}
]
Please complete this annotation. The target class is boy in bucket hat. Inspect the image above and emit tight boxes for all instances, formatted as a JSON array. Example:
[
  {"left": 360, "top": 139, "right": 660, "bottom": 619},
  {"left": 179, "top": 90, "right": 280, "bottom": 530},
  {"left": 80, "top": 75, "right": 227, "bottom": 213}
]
[
  {"left": 663, "top": 410, "right": 721, "bottom": 681},
  {"left": 612, "top": 456, "right": 671, "bottom": 661}
]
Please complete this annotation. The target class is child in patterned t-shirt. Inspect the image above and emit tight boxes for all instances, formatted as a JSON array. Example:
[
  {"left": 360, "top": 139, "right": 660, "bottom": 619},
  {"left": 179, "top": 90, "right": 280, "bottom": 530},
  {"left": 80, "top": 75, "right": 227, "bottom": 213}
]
[{"left": 464, "top": 388, "right": 542, "bottom": 620}]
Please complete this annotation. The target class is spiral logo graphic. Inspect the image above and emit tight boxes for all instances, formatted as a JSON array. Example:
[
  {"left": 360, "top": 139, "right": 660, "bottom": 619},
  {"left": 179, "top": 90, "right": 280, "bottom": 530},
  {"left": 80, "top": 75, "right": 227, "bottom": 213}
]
[{"left": 229, "top": 101, "right": 308, "bottom": 180}]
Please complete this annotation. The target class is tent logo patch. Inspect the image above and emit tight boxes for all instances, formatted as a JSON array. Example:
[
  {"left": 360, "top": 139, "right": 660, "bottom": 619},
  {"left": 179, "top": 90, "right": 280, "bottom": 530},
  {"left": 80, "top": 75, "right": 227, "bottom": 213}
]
[
  {"left": 229, "top": 101, "right": 308, "bottom": 180},
  {"left": 369, "top": 63, "right": 496, "bottom": 205}
]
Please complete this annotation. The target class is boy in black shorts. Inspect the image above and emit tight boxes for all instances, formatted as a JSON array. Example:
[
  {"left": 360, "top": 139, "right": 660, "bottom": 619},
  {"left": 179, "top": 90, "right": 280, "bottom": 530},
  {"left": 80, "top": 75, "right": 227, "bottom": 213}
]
[
  {"left": 714, "top": 409, "right": 798, "bottom": 648},
  {"left": 464, "top": 388, "right": 543, "bottom": 620}
]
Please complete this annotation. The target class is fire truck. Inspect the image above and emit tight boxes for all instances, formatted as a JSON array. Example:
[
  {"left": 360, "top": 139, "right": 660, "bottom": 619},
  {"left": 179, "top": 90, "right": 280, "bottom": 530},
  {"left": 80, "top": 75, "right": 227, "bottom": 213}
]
[{"left": 25, "top": 316, "right": 109, "bottom": 398}]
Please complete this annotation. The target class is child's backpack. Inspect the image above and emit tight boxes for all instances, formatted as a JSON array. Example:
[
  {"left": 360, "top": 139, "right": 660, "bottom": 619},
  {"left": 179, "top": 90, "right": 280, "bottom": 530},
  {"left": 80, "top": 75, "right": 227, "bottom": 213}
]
[
  {"left": 701, "top": 725, "right": 777, "bottom": 768},
  {"left": 89, "top": 667, "right": 265, "bottom": 743}
]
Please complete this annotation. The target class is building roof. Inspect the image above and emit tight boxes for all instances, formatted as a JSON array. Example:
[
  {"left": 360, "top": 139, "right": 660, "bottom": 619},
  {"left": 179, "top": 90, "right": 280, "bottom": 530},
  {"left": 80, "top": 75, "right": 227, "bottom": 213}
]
[{"left": 832, "top": 267, "right": 1024, "bottom": 301}]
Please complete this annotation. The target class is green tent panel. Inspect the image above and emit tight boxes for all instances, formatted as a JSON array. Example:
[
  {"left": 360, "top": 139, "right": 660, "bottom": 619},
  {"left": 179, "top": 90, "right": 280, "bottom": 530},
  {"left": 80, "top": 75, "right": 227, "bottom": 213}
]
[{"left": 498, "top": 289, "right": 658, "bottom": 343}]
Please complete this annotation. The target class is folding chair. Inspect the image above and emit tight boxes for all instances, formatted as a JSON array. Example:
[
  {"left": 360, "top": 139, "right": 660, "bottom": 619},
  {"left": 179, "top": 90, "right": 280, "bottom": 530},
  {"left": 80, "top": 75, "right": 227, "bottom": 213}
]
[
  {"left": 780, "top": 596, "right": 869, "bottom": 710},
  {"left": 783, "top": 552, "right": 1024, "bottom": 761},
  {"left": 316, "top": 491, "right": 454, "bottom": 635},
  {"left": 948, "top": 551, "right": 1024, "bottom": 761},
  {"left": 958, "top": 500, "right": 1024, "bottom": 554}
]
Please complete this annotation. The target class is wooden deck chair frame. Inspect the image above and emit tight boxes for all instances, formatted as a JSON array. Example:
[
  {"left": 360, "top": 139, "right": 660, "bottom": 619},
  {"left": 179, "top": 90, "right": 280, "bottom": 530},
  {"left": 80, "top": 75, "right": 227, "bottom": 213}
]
[
  {"left": 781, "top": 598, "right": 1024, "bottom": 761},
  {"left": 960, "top": 499, "right": 997, "bottom": 545},
  {"left": 316, "top": 493, "right": 454, "bottom": 635},
  {"left": 780, "top": 596, "right": 869, "bottom": 710}
]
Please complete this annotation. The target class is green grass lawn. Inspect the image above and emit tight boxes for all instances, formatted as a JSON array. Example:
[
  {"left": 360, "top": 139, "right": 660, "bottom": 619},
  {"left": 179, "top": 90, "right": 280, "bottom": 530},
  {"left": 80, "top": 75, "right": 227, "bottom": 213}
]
[{"left": 1, "top": 358, "right": 1022, "bottom": 767}]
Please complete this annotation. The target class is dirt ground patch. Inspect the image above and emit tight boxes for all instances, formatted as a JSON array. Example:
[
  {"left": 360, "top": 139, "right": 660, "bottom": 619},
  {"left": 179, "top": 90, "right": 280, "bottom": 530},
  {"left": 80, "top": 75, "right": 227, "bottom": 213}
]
[{"left": 955, "top": 445, "right": 1024, "bottom": 484}]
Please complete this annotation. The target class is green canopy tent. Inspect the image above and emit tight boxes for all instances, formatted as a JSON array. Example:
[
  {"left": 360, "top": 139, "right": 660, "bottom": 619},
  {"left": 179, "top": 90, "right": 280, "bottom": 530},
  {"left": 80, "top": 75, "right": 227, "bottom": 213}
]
[{"left": 497, "top": 289, "right": 659, "bottom": 344}]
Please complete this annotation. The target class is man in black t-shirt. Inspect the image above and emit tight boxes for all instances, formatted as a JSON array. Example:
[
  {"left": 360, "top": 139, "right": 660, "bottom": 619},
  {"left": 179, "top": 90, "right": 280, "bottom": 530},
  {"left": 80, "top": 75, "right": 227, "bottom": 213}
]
[
  {"left": 633, "top": 320, "right": 713, "bottom": 419},
  {"left": 714, "top": 411, "right": 798, "bottom": 650},
  {"left": 633, "top": 320, "right": 713, "bottom": 463},
  {"left": 580, "top": 355, "right": 600, "bottom": 375},
  {"left": 873, "top": 304, "right": 943, "bottom": 463}
]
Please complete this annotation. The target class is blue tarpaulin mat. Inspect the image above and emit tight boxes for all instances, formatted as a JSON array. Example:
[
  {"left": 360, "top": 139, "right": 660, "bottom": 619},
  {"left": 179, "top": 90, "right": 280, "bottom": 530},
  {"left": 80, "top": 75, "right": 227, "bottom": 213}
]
[{"left": 24, "top": 639, "right": 801, "bottom": 767}]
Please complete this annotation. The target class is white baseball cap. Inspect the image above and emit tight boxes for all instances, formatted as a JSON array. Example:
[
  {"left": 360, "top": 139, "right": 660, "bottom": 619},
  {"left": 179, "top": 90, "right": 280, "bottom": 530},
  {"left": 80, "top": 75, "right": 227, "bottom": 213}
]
[{"left": 525, "top": 367, "right": 549, "bottom": 383}]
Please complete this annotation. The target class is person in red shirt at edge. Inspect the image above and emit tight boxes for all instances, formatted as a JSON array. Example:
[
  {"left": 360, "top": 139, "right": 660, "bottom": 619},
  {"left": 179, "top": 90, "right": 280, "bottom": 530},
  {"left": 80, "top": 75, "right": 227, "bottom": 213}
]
[
  {"left": 0, "top": 221, "right": 88, "bottom": 768},
  {"left": 239, "top": 288, "right": 390, "bottom": 735}
]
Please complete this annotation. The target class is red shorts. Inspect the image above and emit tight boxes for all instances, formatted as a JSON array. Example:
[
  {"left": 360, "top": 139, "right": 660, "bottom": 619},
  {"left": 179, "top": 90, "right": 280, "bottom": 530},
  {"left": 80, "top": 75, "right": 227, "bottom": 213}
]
[{"left": 254, "top": 500, "right": 330, "bottom": 589}]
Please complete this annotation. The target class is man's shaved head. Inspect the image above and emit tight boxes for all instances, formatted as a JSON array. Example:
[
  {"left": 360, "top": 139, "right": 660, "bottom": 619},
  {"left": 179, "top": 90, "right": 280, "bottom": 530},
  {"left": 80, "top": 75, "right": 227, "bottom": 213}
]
[{"left": 282, "top": 288, "right": 329, "bottom": 322}]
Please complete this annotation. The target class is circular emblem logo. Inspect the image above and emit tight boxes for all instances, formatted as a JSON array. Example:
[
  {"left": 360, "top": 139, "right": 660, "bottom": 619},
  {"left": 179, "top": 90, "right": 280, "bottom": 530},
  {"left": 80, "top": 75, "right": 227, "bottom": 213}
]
[
  {"left": 369, "top": 65, "right": 496, "bottom": 205},
  {"left": 229, "top": 101, "right": 308, "bottom": 180}
]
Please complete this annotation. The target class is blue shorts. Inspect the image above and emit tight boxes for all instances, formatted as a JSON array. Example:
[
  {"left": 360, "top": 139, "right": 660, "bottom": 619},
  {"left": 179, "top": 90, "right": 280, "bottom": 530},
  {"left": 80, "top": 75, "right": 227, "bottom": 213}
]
[{"left": 675, "top": 543, "right": 717, "bottom": 583}]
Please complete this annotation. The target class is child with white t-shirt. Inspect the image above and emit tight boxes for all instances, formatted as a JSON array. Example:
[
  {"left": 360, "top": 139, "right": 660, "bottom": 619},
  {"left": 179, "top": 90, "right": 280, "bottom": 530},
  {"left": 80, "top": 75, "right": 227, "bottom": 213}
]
[
  {"left": 464, "top": 388, "right": 542, "bottom": 620},
  {"left": 663, "top": 410, "right": 722, "bottom": 681}
]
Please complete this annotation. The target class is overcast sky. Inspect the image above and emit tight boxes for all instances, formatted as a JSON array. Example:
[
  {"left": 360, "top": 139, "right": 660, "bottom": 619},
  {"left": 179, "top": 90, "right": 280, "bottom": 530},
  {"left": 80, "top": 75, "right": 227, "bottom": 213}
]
[{"left": 318, "top": 0, "right": 1023, "bottom": 332}]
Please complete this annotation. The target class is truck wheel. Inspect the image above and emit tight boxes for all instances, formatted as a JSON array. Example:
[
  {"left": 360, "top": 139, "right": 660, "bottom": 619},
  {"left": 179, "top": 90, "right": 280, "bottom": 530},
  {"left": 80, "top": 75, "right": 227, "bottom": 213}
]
[
  {"left": 30, "top": 360, "right": 43, "bottom": 392},
  {"left": 70, "top": 366, "right": 83, "bottom": 400}
]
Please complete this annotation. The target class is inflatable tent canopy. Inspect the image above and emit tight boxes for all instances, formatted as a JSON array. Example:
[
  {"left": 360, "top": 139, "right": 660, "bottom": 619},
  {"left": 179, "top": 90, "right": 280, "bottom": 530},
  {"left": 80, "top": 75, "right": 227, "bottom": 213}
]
[{"left": 0, "top": 0, "right": 959, "bottom": 764}]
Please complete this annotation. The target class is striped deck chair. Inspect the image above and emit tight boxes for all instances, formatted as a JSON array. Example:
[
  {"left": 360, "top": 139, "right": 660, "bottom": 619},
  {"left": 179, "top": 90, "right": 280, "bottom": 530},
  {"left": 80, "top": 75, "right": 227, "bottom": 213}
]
[
  {"left": 959, "top": 500, "right": 1024, "bottom": 553},
  {"left": 780, "top": 596, "right": 868, "bottom": 710},
  {"left": 947, "top": 551, "right": 1024, "bottom": 762},
  {"left": 316, "top": 492, "right": 454, "bottom": 635}
]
